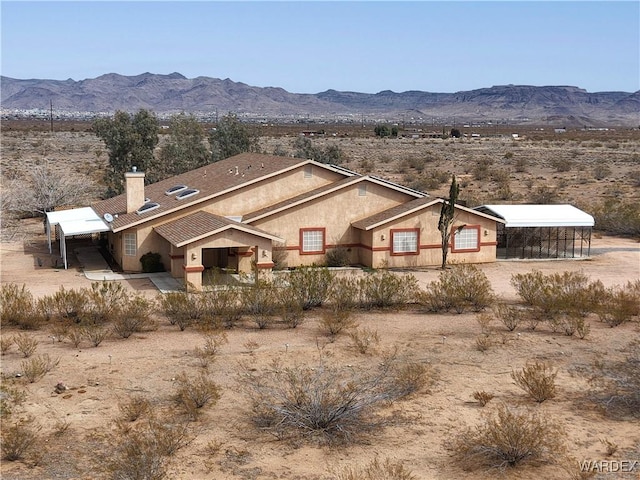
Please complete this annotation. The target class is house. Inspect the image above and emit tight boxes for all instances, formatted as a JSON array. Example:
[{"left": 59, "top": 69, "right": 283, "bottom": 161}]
[{"left": 49, "top": 153, "right": 504, "bottom": 290}]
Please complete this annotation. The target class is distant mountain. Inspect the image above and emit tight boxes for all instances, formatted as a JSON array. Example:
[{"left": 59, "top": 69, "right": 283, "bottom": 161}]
[{"left": 1, "top": 73, "right": 638, "bottom": 126}]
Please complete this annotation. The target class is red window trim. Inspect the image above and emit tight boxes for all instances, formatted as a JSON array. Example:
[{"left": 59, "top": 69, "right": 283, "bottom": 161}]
[
  {"left": 451, "top": 224, "right": 481, "bottom": 253},
  {"left": 299, "top": 227, "right": 326, "bottom": 255},
  {"left": 390, "top": 228, "right": 420, "bottom": 256}
]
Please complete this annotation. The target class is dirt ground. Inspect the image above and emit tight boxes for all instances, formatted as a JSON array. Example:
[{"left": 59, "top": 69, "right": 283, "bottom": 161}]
[{"left": 1, "top": 220, "right": 639, "bottom": 480}]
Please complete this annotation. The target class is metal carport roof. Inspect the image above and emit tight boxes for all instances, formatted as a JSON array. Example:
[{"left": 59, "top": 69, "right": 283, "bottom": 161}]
[
  {"left": 475, "top": 204, "right": 594, "bottom": 228},
  {"left": 46, "top": 207, "right": 110, "bottom": 269}
]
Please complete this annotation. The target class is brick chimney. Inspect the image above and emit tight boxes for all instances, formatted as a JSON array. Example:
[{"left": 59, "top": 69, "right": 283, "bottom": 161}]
[{"left": 125, "top": 166, "right": 145, "bottom": 213}]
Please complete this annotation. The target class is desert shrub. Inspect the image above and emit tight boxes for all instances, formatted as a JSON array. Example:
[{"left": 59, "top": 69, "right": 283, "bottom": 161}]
[
  {"left": 560, "top": 314, "right": 591, "bottom": 338},
  {"left": 475, "top": 334, "right": 493, "bottom": 352},
  {"left": 66, "top": 327, "right": 85, "bottom": 348},
  {"left": 0, "top": 384, "right": 27, "bottom": 418},
  {"left": 242, "top": 357, "right": 428, "bottom": 444},
  {"left": 326, "top": 246, "right": 351, "bottom": 267},
  {"left": 511, "top": 361, "right": 557, "bottom": 403},
  {"left": 493, "top": 303, "right": 522, "bottom": 331},
  {"left": 13, "top": 333, "right": 38, "bottom": 357},
  {"left": 589, "top": 198, "right": 640, "bottom": 236},
  {"left": 287, "top": 265, "right": 335, "bottom": 310},
  {"left": 472, "top": 390, "right": 495, "bottom": 407},
  {"left": 600, "top": 438, "right": 618, "bottom": 457},
  {"left": 86, "top": 280, "right": 127, "bottom": 323},
  {"left": 319, "top": 309, "right": 357, "bottom": 339},
  {"left": 242, "top": 280, "right": 279, "bottom": 328},
  {"left": 577, "top": 340, "right": 639, "bottom": 418},
  {"left": 112, "top": 295, "right": 156, "bottom": 338},
  {"left": 596, "top": 283, "right": 640, "bottom": 327},
  {"left": 200, "top": 287, "right": 241, "bottom": 329},
  {"left": 50, "top": 286, "right": 89, "bottom": 322},
  {"left": 511, "top": 270, "right": 601, "bottom": 319},
  {"left": 348, "top": 326, "right": 380, "bottom": 354},
  {"left": 357, "top": 270, "right": 419, "bottom": 310},
  {"left": 551, "top": 157, "right": 574, "bottom": 172},
  {"left": 193, "top": 331, "right": 227, "bottom": 368},
  {"left": 0, "top": 283, "right": 38, "bottom": 329},
  {"left": 140, "top": 251, "right": 165, "bottom": 273},
  {"left": 332, "top": 457, "right": 416, "bottom": 480},
  {"left": 420, "top": 264, "right": 494, "bottom": 314},
  {"left": 472, "top": 158, "right": 494, "bottom": 181},
  {"left": 592, "top": 164, "right": 611, "bottom": 180},
  {"left": 119, "top": 395, "right": 151, "bottom": 422},
  {"left": 447, "top": 404, "right": 565, "bottom": 470},
  {"left": 84, "top": 325, "right": 108, "bottom": 346},
  {"left": 278, "top": 295, "right": 304, "bottom": 328},
  {"left": 21, "top": 354, "right": 60, "bottom": 383},
  {"left": 158, "top": 291, "right": 207, "bottom": 331},
  {"left": 328, "top": 275, "right": 360, "bottom": 312},
  {"left": 173, "top": 371, "right": 221, "bottom": 419},
  {"left": 387, "top": 362, "right": 431, "bottom": 398},
  {"left": 1, "top": 416, "right": 42, "bottom": 461},
  {"left": 1, "top": 335, "right": 13, "bottom": 355}
]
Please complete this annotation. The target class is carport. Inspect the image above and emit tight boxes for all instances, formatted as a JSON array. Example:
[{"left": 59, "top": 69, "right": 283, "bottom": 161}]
[
  {"left": 474, "top": 204, "right": 594, "bottom": 259},
  {"left": 45, "top": 207, "right": 111, "bottom": 269}
]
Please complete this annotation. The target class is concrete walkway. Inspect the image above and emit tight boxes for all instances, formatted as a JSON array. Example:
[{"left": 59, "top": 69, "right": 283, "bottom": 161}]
[{"left": 74, "top": 246, "right": 183, "bottom": 293}]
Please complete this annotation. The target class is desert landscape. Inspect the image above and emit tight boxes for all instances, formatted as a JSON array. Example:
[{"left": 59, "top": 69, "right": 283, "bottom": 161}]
[{"left": 1, "top": 123, "right": 639, "bottom": 480}]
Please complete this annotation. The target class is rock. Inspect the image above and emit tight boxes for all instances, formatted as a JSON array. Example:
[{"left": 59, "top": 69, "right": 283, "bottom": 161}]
[{"left": 55, "top": 382, "right": 68, "bottom": 394}]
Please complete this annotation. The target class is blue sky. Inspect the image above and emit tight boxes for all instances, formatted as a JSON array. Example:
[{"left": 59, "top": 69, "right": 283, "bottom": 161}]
[{"left": 1, "top": 1, "right": 638, "bottom": 93}]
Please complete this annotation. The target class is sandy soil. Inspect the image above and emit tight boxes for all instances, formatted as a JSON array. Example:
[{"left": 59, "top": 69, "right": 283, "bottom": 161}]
[{"left": 1, "top": 222, "right": 639, "bottom": 480}]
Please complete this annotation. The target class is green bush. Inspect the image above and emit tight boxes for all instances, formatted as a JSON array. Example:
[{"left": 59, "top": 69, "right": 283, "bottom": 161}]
[
  {"left": 140, "top": 252, "right": 165, "bottom": 273},
  {"left": 357, "top": 270, "right": 419, "bottom": 310},
  {"left": 287, "top": 265, "right": 335, "bottom": 310}
]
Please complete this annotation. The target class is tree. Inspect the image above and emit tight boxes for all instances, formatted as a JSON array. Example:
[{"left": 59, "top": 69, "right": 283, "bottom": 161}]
[
  {"left": 450, "top": 128, "right": 461, "bottom": 138},
  {"left": 149, "top": 113, "right": 210, "bottom": 182},
  {"left": 438, "top": 175, "right": 460, "bottom": 269},
  {"left": 209, "top": 113, "right": 258, "bottom": 163},
  {"left": 293, "top": 136, "right": 343, "bottom": 164},
  {"left": 93, "top": 109, "right": 159, "bottom": 196},
  {"left": 374, "top": 124, "right": 391, "bottom": 137},
  {"left": 5, "top": 163, "right": 95, "bottom": 219}
]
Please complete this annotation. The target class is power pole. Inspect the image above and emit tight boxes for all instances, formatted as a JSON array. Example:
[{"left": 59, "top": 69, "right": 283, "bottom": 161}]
[{"left": 50, "top": 99, "right": 54, "bottom": 133}]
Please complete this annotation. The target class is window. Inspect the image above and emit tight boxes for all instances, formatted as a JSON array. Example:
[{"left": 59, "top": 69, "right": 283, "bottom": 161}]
[
  {"left": 175, "top": 188, "right": 199, "bottom": 200},
  {"left": 300, "top": 228, "right": 325, "bottom": 254},
  {"left": 165, "top": 184, "right": 187, "bottom": 195},
  {"left": 358, "top": 184, "right": 367, "bottom": 196},
  {"left": 124, "top": 233, "right": 136, "bottom": 256},
  {"left": 453, "top": 225, "right": 480, "bottom": 252},
  {"left": 304, "top": 165, "right": 313, "bottom": 178},
  {"left": 136, "top": 202, "right": 159, "bottom": 215},
  {"left": 391, "top": 229, "right": 419, "bottom": 255}
]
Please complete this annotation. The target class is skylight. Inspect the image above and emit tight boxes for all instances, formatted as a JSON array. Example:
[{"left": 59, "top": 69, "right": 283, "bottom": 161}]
[
  {"left": 165, "top": 184, "right": 188, "bottom": 195},
  {"left": 176, "top": 188, "right": 199, "bottom": 200},
  {"left": 136, "top": 202, "right": 160, "bottom": 215}
]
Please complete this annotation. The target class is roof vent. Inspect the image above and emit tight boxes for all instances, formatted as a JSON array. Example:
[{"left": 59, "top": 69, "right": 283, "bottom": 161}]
[{"left": 132, "top": 166, "right": 137, "bottom": 172}]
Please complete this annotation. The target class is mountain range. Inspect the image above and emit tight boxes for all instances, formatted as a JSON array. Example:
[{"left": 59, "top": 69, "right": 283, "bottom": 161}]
[{"left": 2, "top": 72, "right": 638, "bottom": 126}]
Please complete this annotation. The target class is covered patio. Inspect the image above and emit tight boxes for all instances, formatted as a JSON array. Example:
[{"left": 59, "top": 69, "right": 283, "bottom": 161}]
[
  {"left": 45, "top": 207, "right": 110, "bottom": 269},
  {"left": 474, "top": 204, "right": 594, "bottom": 260}
]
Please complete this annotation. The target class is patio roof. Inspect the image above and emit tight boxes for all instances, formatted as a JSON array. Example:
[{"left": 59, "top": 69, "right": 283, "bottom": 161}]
[
  {"left": 475, "top": 204, "right": 595, "bottom": 228},
  {"left": 46, "top": 207, "right": 110, "bottom": 269}
]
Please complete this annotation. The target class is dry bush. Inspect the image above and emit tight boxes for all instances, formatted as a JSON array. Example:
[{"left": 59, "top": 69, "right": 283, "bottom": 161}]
[
  {"left": 112, "top": 295, "right": 156, "bottom": 338},
  {"left": 0, "top": 283, "right": 39, "bottom": 329},
  {"left": 326, "top": 246, "right": 351, "bottom": 267},
  {"left": 158, "top": 291, "right": 207, "bottom": 331},
  {"left": 242, "top": 280, "right": 279, "bottom": 329},
  {"left": 193, "top": 330, "right": 227, "bottom": 369},
  {"left": 13, "top": 332, "right": 38, "bottom": 357},
  {"left": 475, "top": 312, "right": 492, "bottom": 334},
  {"left": 50, "top": 286, "right": 89, "bottom": 322},
  {"left": 420, "top": 264, "right": 494, "bottom": 314},
  {"left": 173, "top": 371, "right": 221, "bottom": 419},
  {"left": 600, "top": 438, "right": 618, "bottom": 456},
  {"left": 328, "top": 275, "right": 360, "bottom": 312},
  {"left": 475, "top": 334, "right": 492, "bottom": 352},
  {"left": 86, "top": 280, "right": 127, "bottom": 323},
  {"left": 588, "top": 198, "right": 640, "bottom": 236},
  {"left": 332, "top": 457, "right": 416, "bottom": 480},
  {"left": 278, "top": 295, "right": 305, "bottom": 328},
  {"left": 1, "top": 335, "right": 14, "bottom": 355},
  {"left": 492, "top": 302, "right": 522, "bottom": 331},
  {"left": 560, "top": 314, "right": 591, "bottom": 338},
  {"left": 319, "top": 309, "right": 357, "bottom": 339},
  {"left": 511, "top": 361, "right": 557, "bottom": 403},
  {"left": 446, "top": 404, "right": 565, "bottom": 470},
  {"left": 287, "top": 265, "right": 335, "bottom": 310},
  {"left": 21, "top": 354, "right": 60, "bottom": 383},
  {"left": 242, "top": 356, "right": 430, "bottom": 444},
  {"left": 348, "top": 326, "right": 380, "bottom": 354},
  {"left": 597, "top": 283, "right": 640, "bottom": 327},
  {"left": 84, "top": 325, "right": 108, "bottom": 346},
  {"left": 119, "top": 395, "right": 152, "bottom": 422},
  {"left": 0, "top": 383, "right": 27, "bottom": 418},
  {"left": 577, "top": 340, "right": 640, "bottom": 418},
  {"left": 1, "top": 416, "right": 42, "bottom": 461},
  {"left": 66, "top": 327, "right": 85, "bottom": 347},
  {"left": 356, "top": 270, "right": 419, "bottom": 310},
  {"left": 201, "top": 287, "right": 242, "bottom": 329},
  {"left": 472, "top": 390, "right": 495, "bottom": 407}
]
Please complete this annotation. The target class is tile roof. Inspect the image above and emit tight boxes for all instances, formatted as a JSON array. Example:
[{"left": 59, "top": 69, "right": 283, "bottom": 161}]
[
  {"left": 154, "top": 211, "right": 281, "bottom": 247},
  {"left": 352, "top": 197, "right": 440, "bottom": 230},
  {"left": 92, "top": 153, "right": 308, "bottom": 232}
]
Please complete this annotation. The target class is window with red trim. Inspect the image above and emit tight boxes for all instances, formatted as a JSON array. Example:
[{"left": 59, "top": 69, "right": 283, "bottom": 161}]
[
  {"left": 300, "top": 228, "right": 325, "bottom": 254},
  {"left": 391, "top": 229, "right": 419, "bottom": 255},
  {"left": 452, "top": 225, "right": 481, "bottom": 252}
]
